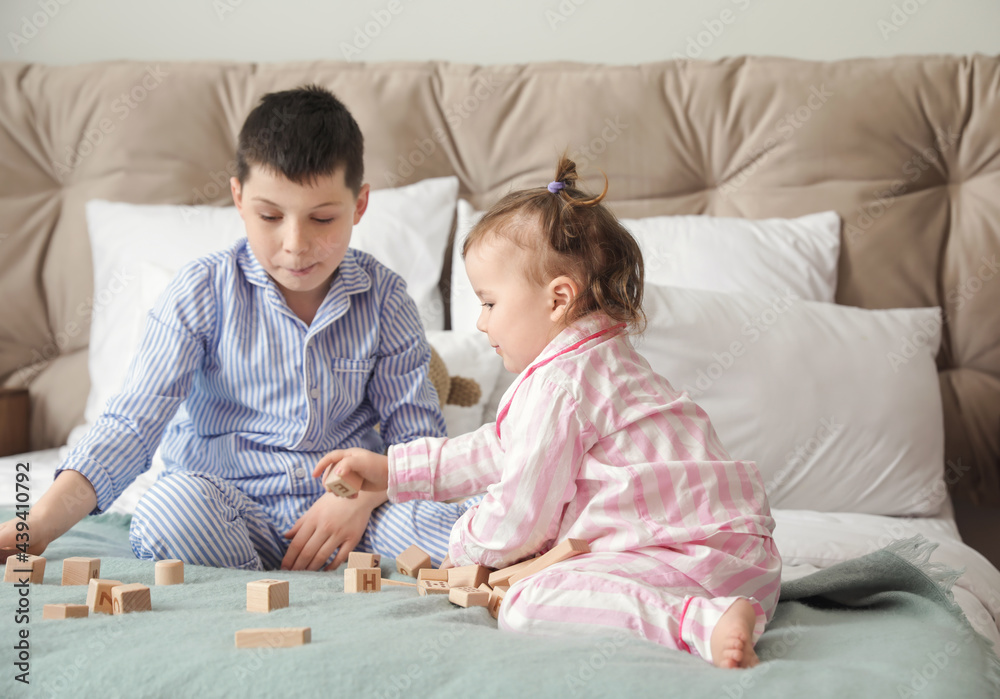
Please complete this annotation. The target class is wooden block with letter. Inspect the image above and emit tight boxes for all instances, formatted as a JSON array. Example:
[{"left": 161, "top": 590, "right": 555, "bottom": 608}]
[
  {"left": 418, "top": 579, "right": 451, "bottom": 596},
  {"left": 506, "top": 539, "right": 591, "bottom": 585},
  {"left": 4, "top": 554, "right": 45, "bottom": 584},
  {"left": 247, "top": 579, "right": 289, "bottom": 612},
  {"left": 155, "top": 559, "right": 184, "bottom": 585},
  {"left": 486, "top": 584, "right": 507, "bottom": 619},
  {"left": 61, "top": 557, "right": 101, "bottom": 586},
  {"left": 396, "top": 545, "right": 432, "bottom": 577},
  {"left": 324, "top": 468, "right": 363, "bottom": 498},
  {"left": 447, "top": 564, "right": 489, "bottom": 589},
  {"left": 344, "top": 567, "right": 382, "bottom": 593},
  {"left": 43, "top": 603, "right": 89, "bottom": 620},
  {"left": 487, "top": 556, "right": 540, "bottom": 588},
  {"left": 111, "top": 583, "right": 152, "bottom": 614},
  {"left": 87, "top": 578, "right": 122, "bottom": 614},
  {"left": 449, "top": 585, "right": 490, "bottom": 608},
  {"left": 235, "top": 627, "right": 311, "bottom": 648},
  {"left": 347, "top": 552, "right": 381, "bottom": 569},
  {"left": 417, "top": 568, "right": 448, "bottom": 582}
]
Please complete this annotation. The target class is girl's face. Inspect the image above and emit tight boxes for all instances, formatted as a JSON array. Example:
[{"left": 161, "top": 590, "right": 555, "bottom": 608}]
[{"left": 464, "top": 237, "right": 575, "bottom": 374}]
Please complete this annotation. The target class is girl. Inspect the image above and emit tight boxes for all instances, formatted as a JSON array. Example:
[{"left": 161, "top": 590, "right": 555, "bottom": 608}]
[{"left": 315, "top": 157, "right": 782, "bottom": 669}]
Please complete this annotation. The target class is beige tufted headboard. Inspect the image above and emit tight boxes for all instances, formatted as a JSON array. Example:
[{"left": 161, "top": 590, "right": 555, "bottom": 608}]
[{"left": 0, "top": 57, "right": 997, "bottom": 504}]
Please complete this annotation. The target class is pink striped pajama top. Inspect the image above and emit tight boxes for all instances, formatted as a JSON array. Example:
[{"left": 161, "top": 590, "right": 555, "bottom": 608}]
[{"left": 388, "top": 314, "right": 782, "bottom": 660}]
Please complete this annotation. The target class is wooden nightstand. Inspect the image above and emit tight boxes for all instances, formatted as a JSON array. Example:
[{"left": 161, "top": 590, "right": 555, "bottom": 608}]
[{"left": 0, "top": 388, "right": 30, "bottom": 457}]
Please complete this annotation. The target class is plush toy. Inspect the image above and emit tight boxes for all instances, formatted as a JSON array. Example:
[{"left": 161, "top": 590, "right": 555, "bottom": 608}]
[{"left": 428, "top": 346, "right": 481, "bottom": 408}]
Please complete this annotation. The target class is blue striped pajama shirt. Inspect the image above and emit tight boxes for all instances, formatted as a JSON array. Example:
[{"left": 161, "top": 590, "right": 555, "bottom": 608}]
[{"left": 57, "top": 238, "right": 473, "bottom": 569}]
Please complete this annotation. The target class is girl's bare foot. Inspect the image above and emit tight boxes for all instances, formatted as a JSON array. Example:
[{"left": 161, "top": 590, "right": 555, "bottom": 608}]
[{"left": 710, "top": 598, "right": 759, "bottom": 669}]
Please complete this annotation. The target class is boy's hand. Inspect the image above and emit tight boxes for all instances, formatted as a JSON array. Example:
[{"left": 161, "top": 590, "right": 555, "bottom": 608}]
[
  {"left": 281, "top": 490, "right": 386, "bottom": 571},
  {"left": 0, "top": 516, "right": 50, "bottom": 557},
  {"left": 312, "top": 448, "right": 390, "bottom": 494}
]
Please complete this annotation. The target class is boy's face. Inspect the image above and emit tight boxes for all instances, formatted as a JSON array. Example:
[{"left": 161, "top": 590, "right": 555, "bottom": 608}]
[{"left": 231, "top": 165, "right": 369, "bottom": 306}]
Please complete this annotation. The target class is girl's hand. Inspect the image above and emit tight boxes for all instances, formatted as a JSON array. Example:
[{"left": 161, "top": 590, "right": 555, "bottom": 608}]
[
  {"left": 312, "top": 448, "right": 390, "bottom": 494},
  {"left": 280, "top": 490, "right": 386, "bottom": 571}
]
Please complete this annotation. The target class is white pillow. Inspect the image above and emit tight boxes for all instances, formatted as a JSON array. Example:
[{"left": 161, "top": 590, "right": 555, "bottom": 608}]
[
  {"left": 425, "top": 330, "right": 505, "bottom": 438},
  {"left": 72, "top": 176, "right": 458, "bottom": 447},
  {"left": 450, "top": 202, "right": 841, "bottom": 334},
  {"left": 635, "top": 284, "right": 946, "bottom": 516}
]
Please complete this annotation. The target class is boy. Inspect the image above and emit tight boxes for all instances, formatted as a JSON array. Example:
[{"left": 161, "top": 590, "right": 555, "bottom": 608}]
[{"left": 0, "top": 85, "right": 471, "bottom": 571}]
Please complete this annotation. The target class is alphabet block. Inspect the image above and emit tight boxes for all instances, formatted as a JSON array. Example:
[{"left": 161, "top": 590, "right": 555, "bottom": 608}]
[
  {"left": 61, "top": 557, "right": 101, "bottom": 586},
  {"left": 418, "top": 580, "right": 451, "bottom": 596},
  {"left": 325, "top": 469, "right": 363, "bottom": 498},
  {"left": 4, "top": 554, "right": 45, "bottom": 584},
  {"left": 487, "top": 584, "right": 507, "bottom": 619},
  {"left": 43, "top": 603, "right": 89, "bottom": 620},
  {"left": 247, "top": 579, "right": 289, "bottom": 612},
  {"left": 506, "top": 539, "right": 590, "bottom": 585},
  {"left": 344, "top": 567, "right": 382, "bottom": 593},
  {"left": 155, "top": 559, "right": 184, "bottom": 585},
  {"left": 396, "top": 545, "right": 432, "bottom": 577},
  {"left": 235, "top": 627, "right": 311, "bottom": 648},
  {"left": 347, "top": 552, "right": 381, "bottom": 569},
  {"left": 488, "top": 556, "right": 541, "bottom": 588},
  {"left": 447, "top": 564, "right": 489, "bottom": 589},
  {"left": 87, "top": 578, "right": 123, "bottom": 614},
  {"left": 417, "top": 568, "right": 448, "bottom": 582},
  {"left": 111, "top": 583, "right": 152, "bottom": 614},
  {"left": 449, "top": 585, "right": 490, "bottom": 608}
]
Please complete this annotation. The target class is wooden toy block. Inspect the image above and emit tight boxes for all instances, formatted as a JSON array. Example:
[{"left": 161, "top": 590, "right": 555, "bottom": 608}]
[
  {"left": 487, "top": 585, "right": 507, "bottom": 619},
  {"left": 396, "top": 545, "right": 432, "bottom": 577},
  {"left": 418, "top": 580, "right": 451, "bottom": 596},
  {"left": 111, "top": 583, "right": 152, "bottom": 614},
  {"left": 417, "top": 568, "right": 448, "bottom": 582},
  {"left": 155, "top": 559, "right": 184, "bottom": 585},
  {"left": 506, "top": 539, "right": 590, "bottom": 585},
  {"left": 347, "top": 552, "right": 381, "bottom": 569},
  {"left": 61, "top": 557, "right": 101, "bottom": 586},
  {"left": 4, "top": 554, "right": 45, "bottom": 584},
  {"left": 488, "top": 556, "right": 541, "bottom": 588},
  {"left": 87, "top": 579, "right": 123, "bottom": 614},
  {"left": 247, "top": 579, "right": 289, "bottom": 612},
  {"left": 449, "top": 585, "right": 490, "bottom": 608},
  {"left": 235, "top": 627, "right": 311, "bottom": 649},
  {"left": 344, "top": 567, "right": 382, "bottom": 593},
  {"left": 43, "top": 603, "right": 89, "bottom": 620},
  {"left": 448, "top": 564, "right": 489, "bottom": 589},
  {"left": 324, "top": 468, "right": 363, "bottom": 497},
  {"left": 381, "top": 578, "right": 418, "bottom": 588}
]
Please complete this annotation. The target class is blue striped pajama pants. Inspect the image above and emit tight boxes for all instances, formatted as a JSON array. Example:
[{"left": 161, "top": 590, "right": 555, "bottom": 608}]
[{"left": 128, "top": 471, "right": 481, "bottom": 570}]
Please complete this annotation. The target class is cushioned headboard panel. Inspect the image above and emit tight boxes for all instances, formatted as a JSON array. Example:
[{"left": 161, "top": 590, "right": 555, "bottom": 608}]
[{"left": 0, "top": 57, "right": 997, "bottom": 503}]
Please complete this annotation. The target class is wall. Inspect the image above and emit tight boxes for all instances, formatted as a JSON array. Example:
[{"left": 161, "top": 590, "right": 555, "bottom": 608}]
[{"left": 3, "top": 0, "right": 1000, "bottom": 65}]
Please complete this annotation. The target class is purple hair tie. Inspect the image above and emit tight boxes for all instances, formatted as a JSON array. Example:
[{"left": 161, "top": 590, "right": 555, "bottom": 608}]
[{"left": 547, "top": 180, "right": 566, "bottom": 193}]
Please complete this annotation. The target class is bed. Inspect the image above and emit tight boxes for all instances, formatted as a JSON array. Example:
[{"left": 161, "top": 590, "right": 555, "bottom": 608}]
[{"left": 1, "top": 56, "right": 999, "bottom": 698}]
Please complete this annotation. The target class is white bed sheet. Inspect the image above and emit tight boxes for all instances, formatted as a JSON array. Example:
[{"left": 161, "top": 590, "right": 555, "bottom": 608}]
[{"left": 2, "top": 448, "right": 998, "bottom": 649}]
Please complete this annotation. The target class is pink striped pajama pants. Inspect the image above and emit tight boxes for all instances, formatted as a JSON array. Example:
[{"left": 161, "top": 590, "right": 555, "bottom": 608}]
[{"left": 497, "top": 536, "right": 782, "bottom": 663}]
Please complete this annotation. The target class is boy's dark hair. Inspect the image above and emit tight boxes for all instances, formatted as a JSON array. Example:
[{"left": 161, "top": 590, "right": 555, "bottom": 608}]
[
  {"left": 236, "top": 84, "right": 364, "bottom": 194},
  {"left": 463, "top": 155, "right": 646, "bottom": 332}
]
